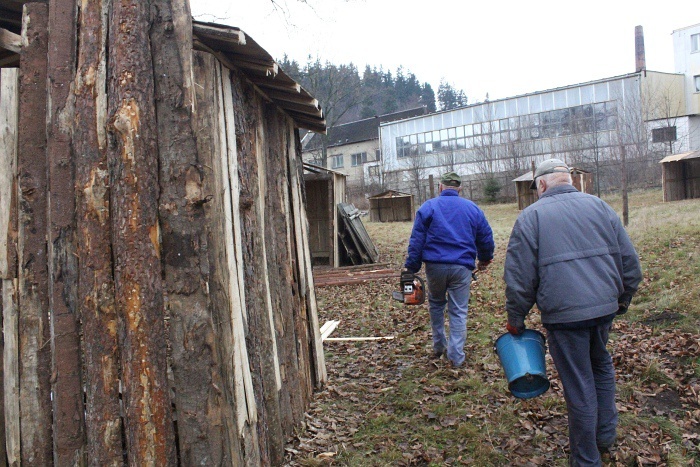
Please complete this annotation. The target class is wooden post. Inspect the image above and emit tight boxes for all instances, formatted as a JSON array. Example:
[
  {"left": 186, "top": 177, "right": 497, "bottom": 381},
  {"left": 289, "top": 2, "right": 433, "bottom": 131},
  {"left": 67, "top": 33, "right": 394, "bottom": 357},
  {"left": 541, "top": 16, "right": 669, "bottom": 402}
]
[
  {"left": 17, "top": 4, "right": 53, "bottom": 464},
  {"left": 46, "top": 0, "right": 86, "bottom": 462},
  {"left": 107, "top": 0, "right": 176, "bottom": 463},
  {"left": 73, "top": 0, "right": 124, "bottom": 462},
  {"left": 621, "top": 146, "right": 628, "bottom": 227},
  {"left": 1, "top": 67, "right": 20, "bottom": 467},
  {"left": 151, "top": 0, "right": 242, "bottom": 462}
]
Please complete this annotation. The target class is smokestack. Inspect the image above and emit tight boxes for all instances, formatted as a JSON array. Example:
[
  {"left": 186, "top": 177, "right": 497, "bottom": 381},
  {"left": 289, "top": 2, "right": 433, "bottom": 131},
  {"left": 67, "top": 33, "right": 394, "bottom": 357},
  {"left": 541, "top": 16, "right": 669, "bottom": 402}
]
[{"left": 635, "top": 25, "right": 646, "bottom": 73}]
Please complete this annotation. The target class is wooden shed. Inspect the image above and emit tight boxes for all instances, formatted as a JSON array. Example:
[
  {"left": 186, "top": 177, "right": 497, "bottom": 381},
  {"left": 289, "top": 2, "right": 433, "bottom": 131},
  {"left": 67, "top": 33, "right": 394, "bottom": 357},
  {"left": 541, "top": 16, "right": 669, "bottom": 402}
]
[
  {"left": 304, "top": 162, "right": 346, "bottom": 267},
  {"left": 660, "top": 150, "right": 700, "bottom": 202},
  {"left": 0, "top": 2, "right": 325, "bottom": 465},
  {"left": 513, "top": 167, "right": 594, "bottom": 210},
  {"left": 513, "top": 172, "right": 539, "bottom": 211},
  {"left": 368, "top": 190, "right": 414, "bottom": 222}
]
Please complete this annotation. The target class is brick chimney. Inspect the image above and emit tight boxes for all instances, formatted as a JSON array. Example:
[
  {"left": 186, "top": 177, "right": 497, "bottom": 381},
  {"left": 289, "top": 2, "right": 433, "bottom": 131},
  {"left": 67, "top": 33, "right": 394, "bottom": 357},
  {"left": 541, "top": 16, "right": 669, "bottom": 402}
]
[{"left": 635, "top": 25, "right": 646, "bottom": 73}]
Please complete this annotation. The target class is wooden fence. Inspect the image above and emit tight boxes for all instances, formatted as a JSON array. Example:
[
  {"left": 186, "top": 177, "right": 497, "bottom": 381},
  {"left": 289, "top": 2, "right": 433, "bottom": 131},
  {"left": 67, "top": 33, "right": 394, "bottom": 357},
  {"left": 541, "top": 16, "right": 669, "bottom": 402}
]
[{"left": 0, "top": 1, "right": 325, "bottom": 465}]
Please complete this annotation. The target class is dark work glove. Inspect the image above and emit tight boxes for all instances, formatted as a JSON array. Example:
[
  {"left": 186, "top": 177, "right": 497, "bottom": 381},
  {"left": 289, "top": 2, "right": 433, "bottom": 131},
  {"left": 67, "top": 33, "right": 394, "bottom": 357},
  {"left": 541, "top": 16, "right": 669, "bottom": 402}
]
[
  {"left": 401, "top": 269, "right": 416, "bottom": 283},
  {"left": 506, "top": 316, "right": 525, "bottom": 336},
  {"left": 616, "top": 302, "right": 629, "bottom": 316}
]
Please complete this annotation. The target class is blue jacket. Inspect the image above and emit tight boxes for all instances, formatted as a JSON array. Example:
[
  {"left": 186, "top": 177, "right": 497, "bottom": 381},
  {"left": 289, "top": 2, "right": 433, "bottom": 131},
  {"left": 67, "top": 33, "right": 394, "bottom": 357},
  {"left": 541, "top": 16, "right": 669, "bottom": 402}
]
[
  {"left": 405, "top": 190, "right": 494, "bottom": 272},
  {"left": 504, "top": 184, "right": 642, "bottom": 325}
]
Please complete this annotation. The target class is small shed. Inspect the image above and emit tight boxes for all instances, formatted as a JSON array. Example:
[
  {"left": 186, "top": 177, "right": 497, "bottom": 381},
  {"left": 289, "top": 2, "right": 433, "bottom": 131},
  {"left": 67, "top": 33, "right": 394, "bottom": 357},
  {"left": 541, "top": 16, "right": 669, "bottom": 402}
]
[
  {"left": 304, "top": 163, "right": 346, "bottom": 267},
  {"left": 513, "top": 167, "right": 594, "bottom": 210},
  {"left": 368, "top": 190, "right": 414, "bottom": 222},
  {"left": 659, "top": 150, "right": 700, "bottom": 202},
  {"left": 513, "top": 172, "right": 539, "bottom": 211}
]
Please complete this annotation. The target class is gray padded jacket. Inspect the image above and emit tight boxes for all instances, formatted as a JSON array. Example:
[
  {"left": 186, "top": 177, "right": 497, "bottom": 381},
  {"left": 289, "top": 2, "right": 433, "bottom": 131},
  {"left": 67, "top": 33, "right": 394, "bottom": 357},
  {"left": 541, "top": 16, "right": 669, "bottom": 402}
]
[{"left": 504, "top": 184, "right": 642, "bottom": 325}]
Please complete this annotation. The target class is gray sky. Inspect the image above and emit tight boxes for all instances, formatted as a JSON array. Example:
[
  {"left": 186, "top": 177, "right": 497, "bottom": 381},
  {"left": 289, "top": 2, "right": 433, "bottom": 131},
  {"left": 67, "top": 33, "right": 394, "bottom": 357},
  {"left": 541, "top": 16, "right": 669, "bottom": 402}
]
[{"left": 190, "top": 0, "right": 697, "bottom": 103}]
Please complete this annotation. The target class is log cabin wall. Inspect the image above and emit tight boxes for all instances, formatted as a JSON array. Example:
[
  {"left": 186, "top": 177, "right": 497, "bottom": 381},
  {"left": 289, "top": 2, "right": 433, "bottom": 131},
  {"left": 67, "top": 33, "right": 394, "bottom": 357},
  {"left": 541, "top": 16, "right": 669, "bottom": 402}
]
[{"left": 0, "top": 1, "right": 326, "bottom": 464}]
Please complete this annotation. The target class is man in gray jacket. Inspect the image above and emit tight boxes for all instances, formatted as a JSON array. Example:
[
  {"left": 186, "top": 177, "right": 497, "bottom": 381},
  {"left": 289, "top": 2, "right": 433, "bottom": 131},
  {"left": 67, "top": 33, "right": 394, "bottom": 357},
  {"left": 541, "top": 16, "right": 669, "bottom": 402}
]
[{"left": 503, "top": 159, "right": 642, "bottom": 466}]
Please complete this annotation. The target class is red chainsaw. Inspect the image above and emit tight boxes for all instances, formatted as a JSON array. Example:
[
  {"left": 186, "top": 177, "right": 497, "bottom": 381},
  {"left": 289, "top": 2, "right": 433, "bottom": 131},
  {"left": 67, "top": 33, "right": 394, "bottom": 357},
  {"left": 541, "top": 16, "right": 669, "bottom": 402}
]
[{"left": 392, "top": 270, "right": 426, "bottom": 306}]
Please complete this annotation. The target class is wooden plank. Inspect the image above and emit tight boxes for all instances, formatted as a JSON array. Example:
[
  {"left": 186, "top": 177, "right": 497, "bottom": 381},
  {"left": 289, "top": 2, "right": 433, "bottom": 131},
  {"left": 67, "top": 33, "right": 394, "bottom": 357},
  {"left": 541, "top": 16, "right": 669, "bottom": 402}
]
[
  {"left": 285, "top": 125, "right": 314, "bottom": 423},
  {"left": 0, "top": 28, "right": 21, "bottom": 54},
  {"left": 217, "top": 63, "right": 259, "bottom": 440},
  {"left": 290, "top": 148, "right": 327, "bottom": 386},
  {"left": 320, "top": 320, "right": 340, "bottom": 341},
  {"left": 46, "top": 0, "right": 86, "bottom": 461},
  {"left": 254, "top": 113, "right": 283, "bottom": 392},
  {"left": 324, "top": 336, "right": 395, "bottom": 342},
  {"left": 230, "top": 66, "right": 285, "bottom": 466},
  {"left": 2, "top": 279, "right": 19, "bottom": 465},
  {"left": 261, "top": 105, "right": 308, "bottom": 436},
  {"left": 17, "top": 5, "right": 53, "bottom": 463},
  {"left": 107, "top": 0, "right": 176, "bottom": 463},
  {"left": 150, "top": 1, "right": 232, "bottom": 463},
  {"left": 73, "top": 0, "right": 123, "bottom": 461},
  {"left": 0, "top": 68, "right": 18, "bottom": 280},
  {"left": 192, "top": 51, "right": 247, "bottom": 465}
]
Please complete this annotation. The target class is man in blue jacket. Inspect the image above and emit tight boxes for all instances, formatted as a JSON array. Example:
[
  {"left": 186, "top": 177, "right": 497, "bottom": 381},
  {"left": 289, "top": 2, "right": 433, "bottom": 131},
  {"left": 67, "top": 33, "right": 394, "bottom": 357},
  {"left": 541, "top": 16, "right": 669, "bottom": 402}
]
[
  {"left": 404, "top": 172, "right": 494, "bottom": 368},
  {"left": 503, "top": 159, "right": 642, "bottom": 466}
]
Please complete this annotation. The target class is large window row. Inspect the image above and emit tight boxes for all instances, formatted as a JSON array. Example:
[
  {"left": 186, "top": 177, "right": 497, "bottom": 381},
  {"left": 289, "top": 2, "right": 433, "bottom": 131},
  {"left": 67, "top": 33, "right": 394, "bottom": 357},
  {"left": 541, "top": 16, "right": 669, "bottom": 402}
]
[{"left": 396, "top": 102, "right": 617, "bottom": 158}]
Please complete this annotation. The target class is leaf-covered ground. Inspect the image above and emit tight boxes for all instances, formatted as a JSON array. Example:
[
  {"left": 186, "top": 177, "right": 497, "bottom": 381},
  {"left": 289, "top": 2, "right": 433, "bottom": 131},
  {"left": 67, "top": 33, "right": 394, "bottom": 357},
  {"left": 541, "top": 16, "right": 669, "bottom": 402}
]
[{"left": 285, "top": 190, "right": 700, "bottom": 466}]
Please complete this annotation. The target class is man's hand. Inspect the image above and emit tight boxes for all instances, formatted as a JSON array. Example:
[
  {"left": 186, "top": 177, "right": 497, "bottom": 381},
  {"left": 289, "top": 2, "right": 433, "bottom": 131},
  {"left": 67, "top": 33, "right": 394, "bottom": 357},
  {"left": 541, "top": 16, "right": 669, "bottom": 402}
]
[
  {"left": 476, "top": 259, "right": 492, "bottom": 271},
  {"left": 616, "top": 302, "right": 629, "bottom": 316},
  {"left": 506, "top": 317, "right": 525, "bottom": 336}
]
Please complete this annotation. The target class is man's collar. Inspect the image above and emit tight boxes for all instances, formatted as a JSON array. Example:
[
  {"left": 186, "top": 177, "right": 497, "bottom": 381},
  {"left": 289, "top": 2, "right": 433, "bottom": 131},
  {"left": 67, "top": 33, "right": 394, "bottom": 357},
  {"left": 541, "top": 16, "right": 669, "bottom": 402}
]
[
  {"left": 540, "top": 184, "right": 578, "bottom": 199},
  {"left": 440, "top": 188, "right": 459, "bottom": 196}
]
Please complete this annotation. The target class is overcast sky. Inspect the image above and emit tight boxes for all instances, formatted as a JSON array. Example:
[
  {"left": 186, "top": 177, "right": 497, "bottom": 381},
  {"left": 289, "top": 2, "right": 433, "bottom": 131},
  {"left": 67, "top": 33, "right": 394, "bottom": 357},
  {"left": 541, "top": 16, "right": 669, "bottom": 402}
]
[{"left": 190, "top": 0, "right": 697, "bottom": 103}]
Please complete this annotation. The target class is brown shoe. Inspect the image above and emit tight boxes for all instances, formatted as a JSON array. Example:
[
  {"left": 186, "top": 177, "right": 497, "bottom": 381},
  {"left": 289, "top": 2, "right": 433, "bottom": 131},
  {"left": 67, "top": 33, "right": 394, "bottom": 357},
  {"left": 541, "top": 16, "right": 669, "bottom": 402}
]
[{"left": 430, "top": 349, "right": 446, "bottom": 360}]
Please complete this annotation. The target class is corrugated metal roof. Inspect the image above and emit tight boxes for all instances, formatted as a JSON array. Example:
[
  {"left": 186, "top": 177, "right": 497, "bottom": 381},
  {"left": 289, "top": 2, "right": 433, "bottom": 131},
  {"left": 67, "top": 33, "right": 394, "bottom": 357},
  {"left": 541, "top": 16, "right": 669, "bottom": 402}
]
[{"left": 659, "top": 150, "right": 700, "bottom": 163}]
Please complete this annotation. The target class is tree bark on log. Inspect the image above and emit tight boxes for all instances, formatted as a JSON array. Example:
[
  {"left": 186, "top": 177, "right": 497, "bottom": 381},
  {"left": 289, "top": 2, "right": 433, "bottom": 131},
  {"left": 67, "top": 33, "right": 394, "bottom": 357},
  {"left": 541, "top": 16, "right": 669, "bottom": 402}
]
[
  {"left": 262, "top": 104, "right": 307, "bottom": 434},
  {"left": 16, "top": 3, "right": 54, "bottom": 464},
  {"left": 106, "top": 0, "right": 176, "bottom": 464},
  {"left": 230, "top": 70, "right": 285, "bottom": 466},
  {"left": 17, "top": 4, "right": 53, "bottom": 465},
  {"left": 73, "top": 0, "right": 124, "bottom": 463},
  {"left": 191, "top": 53, "right": 253, "bottom": 465},
  {"left": 46, "top": 0, "right": 86, "bottom": 462},
  {"left": 150, "top": 1, "right": 234, "bottom": 463}
]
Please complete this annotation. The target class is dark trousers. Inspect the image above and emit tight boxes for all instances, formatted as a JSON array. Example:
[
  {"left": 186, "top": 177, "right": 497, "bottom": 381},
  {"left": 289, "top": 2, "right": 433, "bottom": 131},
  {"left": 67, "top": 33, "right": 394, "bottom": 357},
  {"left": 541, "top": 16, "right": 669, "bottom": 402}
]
[{"left": 546, "top": 322, "right": 617, "bottom": 467}]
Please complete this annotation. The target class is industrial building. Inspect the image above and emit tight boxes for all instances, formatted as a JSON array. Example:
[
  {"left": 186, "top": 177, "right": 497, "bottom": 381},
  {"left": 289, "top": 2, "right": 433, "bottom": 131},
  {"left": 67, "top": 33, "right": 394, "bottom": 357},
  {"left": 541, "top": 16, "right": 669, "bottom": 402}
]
[{"left": 375, "top": 24, "right": 700, "bottom": 202}]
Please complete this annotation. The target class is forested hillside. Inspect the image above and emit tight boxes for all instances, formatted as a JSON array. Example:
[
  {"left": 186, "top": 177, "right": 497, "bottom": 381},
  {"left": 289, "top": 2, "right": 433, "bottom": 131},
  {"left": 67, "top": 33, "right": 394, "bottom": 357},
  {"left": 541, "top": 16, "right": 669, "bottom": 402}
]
[{"left": 279, "top": 56, "right": 467, "bottom": 127}]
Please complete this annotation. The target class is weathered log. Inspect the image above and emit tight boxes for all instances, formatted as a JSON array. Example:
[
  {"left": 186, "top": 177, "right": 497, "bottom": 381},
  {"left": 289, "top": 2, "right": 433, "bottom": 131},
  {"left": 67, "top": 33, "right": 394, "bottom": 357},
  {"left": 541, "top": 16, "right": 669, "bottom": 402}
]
[
  {"left": 73, "top": 0, "right": 123, "bottom": 463},
  {"left": 191, "top": 51, "right": 250, "bottom": 465},
  {"left": 230, "top": 68, "right": 290, "bottom": 466},
  {"left": 288, "top": 127, "right": 327, "bottom": 388},
  {"left": 150, "top": 0, "right": 233, "bottom": 463},
  {"left": 106, "top": 0, "right": 176, "bottom": 464},
  {"left": 287, "top": 127, "right": 315, "bottom": 413},
  {"left": 46, "top": 0, "right": 86, "bottom": 462},
  {"left": 262, "top": 103, "right": 306, "bottom": 433},
  {"left": 17, "top": 4, "right": 53, "bottom": 464},
  {"left": 0, "top": 67, "right": 19, "bottom": 467},
  {"left": 218, "top": 64, "right": 260, "bottom": 463}
]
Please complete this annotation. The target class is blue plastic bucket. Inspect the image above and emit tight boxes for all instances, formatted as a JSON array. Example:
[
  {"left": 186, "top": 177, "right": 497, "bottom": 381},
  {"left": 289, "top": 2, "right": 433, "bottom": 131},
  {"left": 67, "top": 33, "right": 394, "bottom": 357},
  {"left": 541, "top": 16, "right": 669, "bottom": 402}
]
[{"left": 494, "top": 329, "right": 550, "bottom": 399}]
